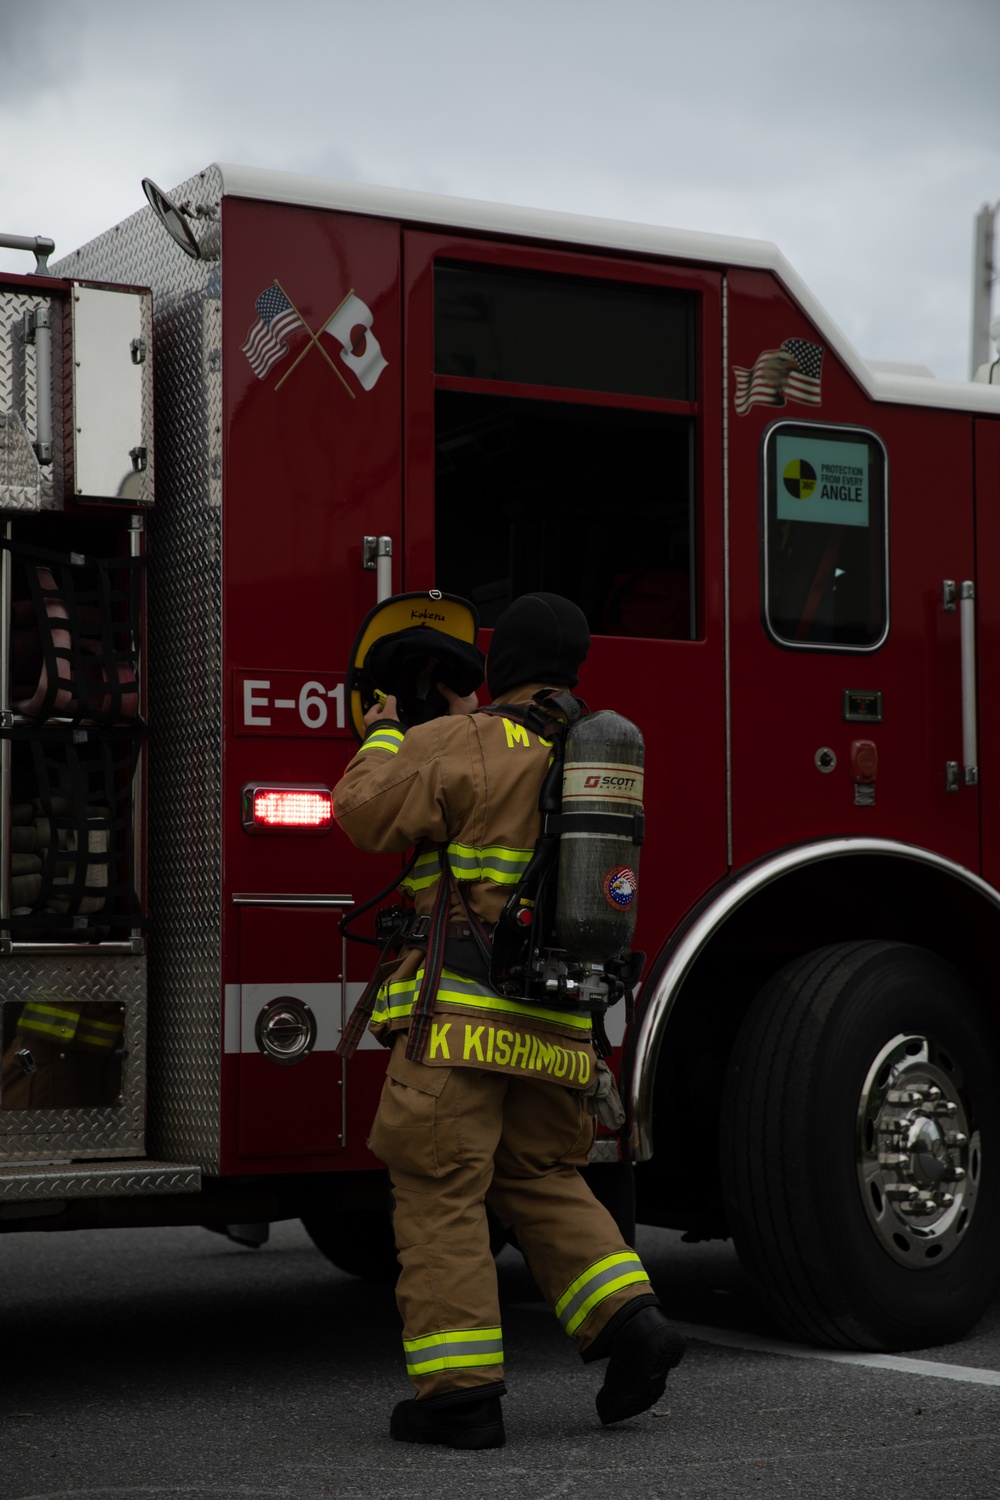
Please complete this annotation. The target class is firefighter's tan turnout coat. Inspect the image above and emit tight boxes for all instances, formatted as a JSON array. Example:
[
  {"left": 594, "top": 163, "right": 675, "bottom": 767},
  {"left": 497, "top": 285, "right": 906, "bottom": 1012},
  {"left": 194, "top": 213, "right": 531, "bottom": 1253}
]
[{"left": 333, "top": 687, "right": 660, "bottom": 1399}]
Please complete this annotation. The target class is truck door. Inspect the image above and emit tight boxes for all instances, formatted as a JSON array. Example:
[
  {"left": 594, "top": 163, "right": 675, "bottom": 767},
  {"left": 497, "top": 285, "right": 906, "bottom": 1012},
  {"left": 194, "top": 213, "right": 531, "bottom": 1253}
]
[
  {"left": 727, "top": 271, "right": 980, "bottom": 874},
  {"left": 400, "top": 233, "right": 729, "bottom": 954},
  {"left": 975, "top": 416, "right": 1000, "bottom": 887}
]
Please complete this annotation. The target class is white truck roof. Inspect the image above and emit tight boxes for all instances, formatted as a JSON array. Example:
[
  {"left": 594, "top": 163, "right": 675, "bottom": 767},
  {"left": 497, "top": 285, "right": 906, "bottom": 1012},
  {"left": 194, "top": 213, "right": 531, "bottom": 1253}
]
[{"left": 194, "top": 165, "right": 1000, "bottom": 416}]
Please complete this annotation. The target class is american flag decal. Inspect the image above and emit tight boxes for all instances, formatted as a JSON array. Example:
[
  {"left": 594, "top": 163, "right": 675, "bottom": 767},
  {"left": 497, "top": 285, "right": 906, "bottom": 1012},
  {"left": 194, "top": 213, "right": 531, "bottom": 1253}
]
[
  {"left": 733, "top": 337, "right": 824, "bottom": 415},
  {"left": 241, "top": 285, "right": 301, "bottom": 379}
]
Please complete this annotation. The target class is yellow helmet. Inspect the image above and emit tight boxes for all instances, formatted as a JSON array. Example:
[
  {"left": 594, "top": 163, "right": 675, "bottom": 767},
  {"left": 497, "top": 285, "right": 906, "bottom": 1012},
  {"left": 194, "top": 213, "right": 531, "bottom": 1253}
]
[{"left": 347, "top": 591, "right": 483, "bottom": 740}]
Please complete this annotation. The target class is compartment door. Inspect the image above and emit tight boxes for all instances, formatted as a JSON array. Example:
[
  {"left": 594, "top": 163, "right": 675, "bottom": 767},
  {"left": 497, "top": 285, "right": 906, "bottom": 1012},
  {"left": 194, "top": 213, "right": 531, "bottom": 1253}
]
[{"left": 236, "top": 905, "right": 344, "bottom": 1160}]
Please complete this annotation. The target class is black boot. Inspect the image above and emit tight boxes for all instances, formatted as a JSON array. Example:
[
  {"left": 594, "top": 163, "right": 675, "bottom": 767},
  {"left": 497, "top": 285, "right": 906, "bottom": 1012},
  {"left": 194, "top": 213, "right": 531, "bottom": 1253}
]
[
  {"left": 390, "top": 1386, "right": 506, "bottom": 1449},
  {"left": 595, "top": 1305, "right": 686, "bottom": 1425}
]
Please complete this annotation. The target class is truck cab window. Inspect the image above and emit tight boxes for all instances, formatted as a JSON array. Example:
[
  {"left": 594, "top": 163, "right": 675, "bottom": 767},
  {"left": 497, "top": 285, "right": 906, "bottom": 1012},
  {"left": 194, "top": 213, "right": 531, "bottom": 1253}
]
[
  {"left": 435, "top": 263, "right": 693, "bottom": 398},
  {"left": 762, "top": 422, "right": 888, "bottom": 651},
  {"left": 432, "top": 263, "right": 698, "bottom": 639}
]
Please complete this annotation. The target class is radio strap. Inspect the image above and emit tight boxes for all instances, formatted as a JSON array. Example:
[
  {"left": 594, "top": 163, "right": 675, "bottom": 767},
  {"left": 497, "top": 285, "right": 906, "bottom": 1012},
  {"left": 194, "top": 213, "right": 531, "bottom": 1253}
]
[
  {"left": 404, "top": 848, "right": 452, "bottom": 1063},
  {"left": 334, "top": 961, "right": 388, "bottom": 1061}
]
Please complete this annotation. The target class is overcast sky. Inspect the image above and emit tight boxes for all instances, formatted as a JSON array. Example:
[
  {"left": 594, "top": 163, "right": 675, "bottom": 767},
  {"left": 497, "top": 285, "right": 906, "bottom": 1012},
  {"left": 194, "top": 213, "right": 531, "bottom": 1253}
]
[{"left": 1, "top": 0, "right": 997, "bottom": 380}]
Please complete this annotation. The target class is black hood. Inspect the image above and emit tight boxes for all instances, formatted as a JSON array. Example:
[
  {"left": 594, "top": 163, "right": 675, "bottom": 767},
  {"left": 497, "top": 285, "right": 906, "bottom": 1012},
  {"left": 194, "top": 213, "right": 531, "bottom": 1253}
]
[{"left": 486, "top": 593, "right": 590, "bottom": 700}]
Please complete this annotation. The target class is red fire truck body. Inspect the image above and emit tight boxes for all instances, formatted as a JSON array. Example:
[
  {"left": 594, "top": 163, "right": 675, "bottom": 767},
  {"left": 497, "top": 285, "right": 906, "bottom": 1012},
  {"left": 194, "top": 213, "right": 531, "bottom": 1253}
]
[{"left": 2, "top": 163, "right": 1000, "bottom": 1350}]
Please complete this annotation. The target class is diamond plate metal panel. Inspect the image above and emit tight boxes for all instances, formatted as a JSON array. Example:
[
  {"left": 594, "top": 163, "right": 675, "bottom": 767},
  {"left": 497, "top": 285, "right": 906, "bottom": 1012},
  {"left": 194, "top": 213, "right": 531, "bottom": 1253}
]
[
  {"left": 0, "top": 1158, "right": 200, "bottom": 1201},
  {"left": 0, "top": 954, "right": 145, "bottom": 1159},
  {"left": 0, "top": 411, "right": 39, "bottom": 502},
  {"left": 53, "top": 168, "right": 225, "bottom": 1169},
  {"left": 0, "top": 287, "right": 66, "bottom": 509}
]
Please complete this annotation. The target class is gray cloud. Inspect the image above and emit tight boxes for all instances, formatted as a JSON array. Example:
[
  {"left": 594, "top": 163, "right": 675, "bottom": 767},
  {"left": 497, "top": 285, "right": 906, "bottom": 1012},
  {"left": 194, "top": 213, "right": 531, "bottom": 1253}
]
[
  {"left": 0, "top": 2, "right": 78, "bottom": 101},
  {"left": 0, "top": 0, "right": 997, "bottom": 378}
]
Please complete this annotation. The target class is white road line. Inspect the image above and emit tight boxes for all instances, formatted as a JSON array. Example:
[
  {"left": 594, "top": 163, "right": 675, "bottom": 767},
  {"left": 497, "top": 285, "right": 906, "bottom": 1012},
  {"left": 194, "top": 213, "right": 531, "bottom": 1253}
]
[{"left": 671, "top": 1320, "right": 1000, "bottom": 1386}]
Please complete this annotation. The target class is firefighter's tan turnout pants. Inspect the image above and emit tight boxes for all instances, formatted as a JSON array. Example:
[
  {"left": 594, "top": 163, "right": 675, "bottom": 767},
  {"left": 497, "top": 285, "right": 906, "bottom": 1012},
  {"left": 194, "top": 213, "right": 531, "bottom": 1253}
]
[{"left": 369, "top": 1034, "right": 657, "bottom": 1399}]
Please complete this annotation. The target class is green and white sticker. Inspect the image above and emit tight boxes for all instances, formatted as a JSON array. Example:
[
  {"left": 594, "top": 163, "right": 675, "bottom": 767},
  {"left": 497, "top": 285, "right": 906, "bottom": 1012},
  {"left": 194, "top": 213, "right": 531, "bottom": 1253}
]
[{"left": 775, "top": 434, "right": 870, "bottom": 527}]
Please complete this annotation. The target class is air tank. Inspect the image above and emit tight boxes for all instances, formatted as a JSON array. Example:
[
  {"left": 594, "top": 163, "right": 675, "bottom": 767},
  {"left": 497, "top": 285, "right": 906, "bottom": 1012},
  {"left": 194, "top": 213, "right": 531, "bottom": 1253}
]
[{"left": 554, "top": 710, "right": 644, "bottom": 963}]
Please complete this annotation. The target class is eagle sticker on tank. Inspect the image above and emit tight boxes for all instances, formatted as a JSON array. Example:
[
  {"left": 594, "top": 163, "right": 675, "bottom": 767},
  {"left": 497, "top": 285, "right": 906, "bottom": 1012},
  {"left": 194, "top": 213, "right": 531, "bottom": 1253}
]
[{"left": 602, "top": 866, "right": 638, "bottom": 910}]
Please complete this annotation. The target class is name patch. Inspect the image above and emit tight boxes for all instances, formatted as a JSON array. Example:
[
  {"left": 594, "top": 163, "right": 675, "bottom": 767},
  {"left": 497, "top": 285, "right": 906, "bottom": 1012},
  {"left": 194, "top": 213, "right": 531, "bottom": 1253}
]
[{"left": 424, "top": 1020, "right": 593, "bottom": 1086}]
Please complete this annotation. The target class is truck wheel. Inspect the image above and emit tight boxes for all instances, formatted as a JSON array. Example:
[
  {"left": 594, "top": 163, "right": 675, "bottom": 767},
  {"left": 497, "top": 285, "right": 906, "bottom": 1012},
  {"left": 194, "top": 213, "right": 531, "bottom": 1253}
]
[
  {"left": 719, "top": 940, "right": 1000, "bottom": 1350},
  {"left": 302, "top": 1208, "right": 399, "bottom": 1283},
  {"left": 301, "top": 1205, "right": 510, "bottom": 1282}
]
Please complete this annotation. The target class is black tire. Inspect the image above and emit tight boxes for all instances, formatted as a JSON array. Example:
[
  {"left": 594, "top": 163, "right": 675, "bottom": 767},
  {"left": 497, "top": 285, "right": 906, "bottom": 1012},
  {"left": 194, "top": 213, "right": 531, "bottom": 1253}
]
[
  {"left": 301, "top": 1207, "right": 400, "bottom": 1283},
  {"left": 302, "top": 1204, "right": 510, "bottom": 1282},
  {"left": 582, "top": 1161, "right": 637, "bottom": 1245},
  {"left": 719, "top": 941, "right": 1000, "bottom": 1350}
]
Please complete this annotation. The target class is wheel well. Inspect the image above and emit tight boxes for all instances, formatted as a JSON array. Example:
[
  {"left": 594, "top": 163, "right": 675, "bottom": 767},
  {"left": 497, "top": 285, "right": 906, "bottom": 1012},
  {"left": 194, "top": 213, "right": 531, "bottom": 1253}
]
[{"left": 633, "top": 851, "right": 1000, "bottom": 1236}]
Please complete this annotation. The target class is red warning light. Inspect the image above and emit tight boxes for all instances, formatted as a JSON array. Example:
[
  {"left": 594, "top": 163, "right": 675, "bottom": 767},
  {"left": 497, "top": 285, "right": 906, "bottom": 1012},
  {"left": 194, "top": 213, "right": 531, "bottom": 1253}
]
[{"left": 242, "top": 783, "right": 333, "bottom": 835}]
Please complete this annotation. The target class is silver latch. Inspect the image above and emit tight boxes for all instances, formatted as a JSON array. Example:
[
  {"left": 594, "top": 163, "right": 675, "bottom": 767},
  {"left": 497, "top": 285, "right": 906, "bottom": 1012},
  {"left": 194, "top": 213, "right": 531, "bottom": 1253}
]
[
  {"left": 363, "top": 535, "right": 392, "bottom": 569},
  {"left": 255, "top": 997, "right": 317, "bottom": 1065},
  {"left": 130, "top": 336, "right": 147, "bottom": 365},
  {"left": 129, "top": 446, "right": 148, "bottom": 473}
]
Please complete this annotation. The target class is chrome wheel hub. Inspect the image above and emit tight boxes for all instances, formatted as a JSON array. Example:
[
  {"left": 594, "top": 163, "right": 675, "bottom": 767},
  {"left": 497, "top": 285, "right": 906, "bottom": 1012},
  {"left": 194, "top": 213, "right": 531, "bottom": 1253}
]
[{"left": 856, "top": 1033, "right": 980, "bottom": 1267}]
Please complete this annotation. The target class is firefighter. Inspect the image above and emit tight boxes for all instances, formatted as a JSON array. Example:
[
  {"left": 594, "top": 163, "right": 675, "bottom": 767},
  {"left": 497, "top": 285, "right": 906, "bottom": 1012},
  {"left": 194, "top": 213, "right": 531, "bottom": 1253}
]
[{"left": 333, "top": 592, "right": 685, "bottom": 1450}]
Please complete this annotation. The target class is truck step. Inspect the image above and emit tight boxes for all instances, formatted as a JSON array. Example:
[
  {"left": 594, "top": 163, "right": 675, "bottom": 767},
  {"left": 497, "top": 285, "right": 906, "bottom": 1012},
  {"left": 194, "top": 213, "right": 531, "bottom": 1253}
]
[{"left": 0, "top": 1159, "right": 201, "bottom": 1203}]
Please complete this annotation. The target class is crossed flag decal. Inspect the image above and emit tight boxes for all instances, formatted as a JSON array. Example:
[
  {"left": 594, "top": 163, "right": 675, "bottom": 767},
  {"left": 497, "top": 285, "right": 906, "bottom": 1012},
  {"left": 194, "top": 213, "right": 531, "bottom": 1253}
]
[{"left": 241, "top": 280, "right": 388, "bottom": 397}]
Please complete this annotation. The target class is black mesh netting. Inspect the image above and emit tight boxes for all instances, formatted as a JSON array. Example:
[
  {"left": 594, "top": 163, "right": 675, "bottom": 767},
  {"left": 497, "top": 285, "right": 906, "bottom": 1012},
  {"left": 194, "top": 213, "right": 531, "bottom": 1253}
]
[
  {"left": 5, "top": 538, "right": 143, "bottom": 726},
  {"left": 4, "top": 727, "right": 143, "bottom": 940}
]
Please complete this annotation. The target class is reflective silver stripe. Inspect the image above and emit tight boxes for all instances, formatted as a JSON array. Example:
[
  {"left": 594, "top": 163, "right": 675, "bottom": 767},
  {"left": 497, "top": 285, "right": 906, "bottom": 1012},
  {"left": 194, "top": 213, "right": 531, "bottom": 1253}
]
[
  {"left": 556, "top": 1252, "right": 649, "bottom": 1335},
  {"left": 360, "top": 726, "right": 404, "bottom": 755},
  {"left": 399, "top": 849, "right": 440, "bottom": 892},
  {"left": 447, "top": 842, "right": 531, "bottom": 883},
  {"left": 403, "top": 1328, "right": 504, "bottom": 1375},
  {"left": 372, "top": 965, "right": 593, "bottom": 1032},
  {"left": 400, "top": 843, "right": 532, "bottom": 891}
]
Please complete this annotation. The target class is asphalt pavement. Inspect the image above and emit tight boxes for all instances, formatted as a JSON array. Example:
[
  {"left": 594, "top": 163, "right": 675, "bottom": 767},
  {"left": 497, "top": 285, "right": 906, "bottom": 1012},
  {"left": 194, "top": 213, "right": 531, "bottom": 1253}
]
[{"left": 1, "top": 1218, "right": 999, "bottom": 1499}]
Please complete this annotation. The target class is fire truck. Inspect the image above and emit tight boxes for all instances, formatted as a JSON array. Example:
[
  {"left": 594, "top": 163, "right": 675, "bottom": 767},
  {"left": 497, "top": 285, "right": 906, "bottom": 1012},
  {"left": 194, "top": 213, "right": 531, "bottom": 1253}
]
[{"left": 1, "top": 163, "right": 999, "bottom": 1354}]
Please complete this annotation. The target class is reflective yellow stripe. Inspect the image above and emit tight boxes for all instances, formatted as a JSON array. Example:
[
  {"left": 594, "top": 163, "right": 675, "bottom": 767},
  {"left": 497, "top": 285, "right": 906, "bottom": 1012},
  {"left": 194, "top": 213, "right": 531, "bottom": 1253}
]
[
  {"left": 400, "top": 842, "right": 532, "bottom": 892},
  {"left": 21, "top": 1004, "right": 80, "bottom": 1024},
  {"left": 399, "top": 848, "right": 441, "bottom": 893},
  {"left": 76, "top": 1018, "right": 121, "bottom": 1034},
  {"left": 446, "top": 842, "right": 532, "bottom": 884},
  {"left": 18, "top": 1003, "right": 81, "bottom": 1042},
  {"left": 360, "top": 726, "right": 405, "bottom": 755},
  {"left": 18, "top": 1000, "right": 123, "bottom": 1052},
  {"left": 555, "top": 1253, "right": 651, "bottom": 1336},
  {"left": 370, "top": 966, "right": 592, "bottom": 1032},
  {"left": 75, "top": 1016, "right": 123, "bottom": 1052},
  {"left": 403, "top": 1326, "right": 504, "bottom": 1377}
]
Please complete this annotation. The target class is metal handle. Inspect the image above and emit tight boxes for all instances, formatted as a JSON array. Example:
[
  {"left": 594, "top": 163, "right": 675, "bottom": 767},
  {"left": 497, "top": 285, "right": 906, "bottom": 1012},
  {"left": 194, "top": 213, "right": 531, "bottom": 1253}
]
[
  {"left": 0, "top": 523, "right": 9, "bottom": 928},
  {"left": 22, "top": 305, "right": 53, "bottom": 465},
  {"left": 231, "top": 893, "right": 354, "bottom": 907},
  {"left": 943, "top": 579, "right": 978, "bottom": 789},
  {"left": 959, "top": 581, "right": 978, "bottom": 785},
  {"left": 363, "top": 535, "right": 393, "bottom": 600}
]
